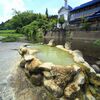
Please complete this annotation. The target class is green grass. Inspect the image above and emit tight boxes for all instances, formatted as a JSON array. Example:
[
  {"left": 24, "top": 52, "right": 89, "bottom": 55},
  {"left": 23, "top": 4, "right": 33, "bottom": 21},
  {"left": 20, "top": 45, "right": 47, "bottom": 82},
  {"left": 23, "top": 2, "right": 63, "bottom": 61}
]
[
  {"left": 93, "top": 39, "right": 100, "bottom": 47},
  {"left": 0, "top": 33, "right": 24, "bottom": 38},
  {"left": 0, "top": 30, "right": 24, "bottom": 38},
  {"left": 0, "top": 30, "right": 15, "bottom": 33},
  {"left": 0, "top": 30, "right": 25, "bottom": 42}
]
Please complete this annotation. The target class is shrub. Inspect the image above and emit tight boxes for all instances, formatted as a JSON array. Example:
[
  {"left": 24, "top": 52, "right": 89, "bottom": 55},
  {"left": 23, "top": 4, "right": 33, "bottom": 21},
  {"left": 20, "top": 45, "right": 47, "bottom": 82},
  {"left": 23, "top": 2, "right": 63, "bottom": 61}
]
[{"left": 93, "top": 40, "right": 100, "bottom": 46}]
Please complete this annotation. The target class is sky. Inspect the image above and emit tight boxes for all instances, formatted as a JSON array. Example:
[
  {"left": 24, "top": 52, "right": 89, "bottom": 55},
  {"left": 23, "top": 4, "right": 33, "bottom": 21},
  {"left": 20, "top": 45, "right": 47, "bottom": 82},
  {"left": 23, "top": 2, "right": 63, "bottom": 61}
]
[{"left": 0, "top": 0, "right": 92, "bottom": 24}]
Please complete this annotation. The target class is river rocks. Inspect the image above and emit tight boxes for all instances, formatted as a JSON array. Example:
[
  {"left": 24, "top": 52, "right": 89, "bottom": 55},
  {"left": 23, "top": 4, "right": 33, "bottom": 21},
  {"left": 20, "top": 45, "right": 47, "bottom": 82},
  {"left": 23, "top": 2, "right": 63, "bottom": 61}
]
[
  {"left": 83, "top": 62, "right": 96, "bottom": 73},
  {"left": 72, "top": 50, "right": 83, "bottom": 57},
  {"left": 92, "top": 64, "right": 100, "bottom": 73},
  {"left": 89, "top": 73, "right": 100, "bottom": 87},
  {"left": 47, "top": 39, "right": 55, "bottom": 46},
  {"left": 24, "top": 55, "right": 34, "bottom": 61},
  {"left": 43, "top": 79, "right": 63, "bottom": 97},
  {"left": 19, "top": 59, "right": 26, "bottom": 68},
  {"left": 38, "top": 62, "right": 55, "bottom": 71},
  {"left": 73, "top": 55, "right": 85, "bottom": 63},
  {"left": 18, "top": 47, "right": 27, "bottom": 57},
  {"left": 64, "top": 42, "right": 71, "bottom": 50},
  {"left": 56, "top": 45, "right": 64, "bottom": 49},
  {"left": 73, "top": 50, "right": 85, "bottom": 63},
  {"left": 19, "top": 46, "right": 38, "bottom": 57},
  {"left": 64, "top": 72, "right": 85, "bottom": 98},
  {"left": 56, "top": 45, "right": 67, "bottom": 51},
  {"left": 30, "top": 74, "right": 43, "bottom": 86},
  {"left": 25, "top": 57, "right": 42, "bottom": 72},
  {"left": 96, "top": 60, "right": 100, "bottom": 66}
]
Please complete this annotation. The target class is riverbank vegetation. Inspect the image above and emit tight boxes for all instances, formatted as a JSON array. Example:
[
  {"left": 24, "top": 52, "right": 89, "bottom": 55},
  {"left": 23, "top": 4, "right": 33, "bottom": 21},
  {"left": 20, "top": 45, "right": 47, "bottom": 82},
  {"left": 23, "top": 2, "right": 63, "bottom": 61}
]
[
  {"left": 0, "top": 30, "right": 24, "bottom": 42},
  {"left": 0, "top": 10, "right": 58, "bottom": 42},
  {"left": 93, "top": 39, "right": 100, "bottom": 47}
]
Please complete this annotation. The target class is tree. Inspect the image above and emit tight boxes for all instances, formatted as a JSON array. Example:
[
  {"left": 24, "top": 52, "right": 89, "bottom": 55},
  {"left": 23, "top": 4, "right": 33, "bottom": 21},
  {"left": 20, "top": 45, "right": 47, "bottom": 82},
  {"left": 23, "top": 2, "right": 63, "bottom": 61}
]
[
  {"left": 45, "top": 8, "right": 48, "bottom": 18},
  {"left": 58, "top": 16, "right": 65, "bottom": 28}
]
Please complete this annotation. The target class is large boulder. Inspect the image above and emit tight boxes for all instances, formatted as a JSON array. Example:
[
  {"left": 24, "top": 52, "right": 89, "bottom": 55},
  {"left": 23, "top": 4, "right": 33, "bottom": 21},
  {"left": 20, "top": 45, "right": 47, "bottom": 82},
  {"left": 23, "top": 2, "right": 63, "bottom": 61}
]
[
  {"left": 64, "top": 72, "right": 85, "bottom": 98},
  {"left": 24, "top": 55, "right": 34, "bottom": 61},
  {"left": 50, "top": 65, "right": 80, "bottom": 88},
  {"left": 65, "top": 42, "right": 71, "bottom": 50},
  {"left": 92, "top": 64, "right": 100, "bottom": 73},
  {"left": 96, "top": 60, "right": 100, "bottom": 66},
  {"left": 30, "top": 74, "right": 43, "bottom": 86},
  {"left": 72, "top": 50, "right": 83, "bottom": 57},
  {"left": 18, "top": 47, "right": 27, "bottom": 57},
  {"left": 19, "top": 46, "right": 38, "bottom": 57},
  {"left": 43, "top": 65, "right": 81, "bottom": 98},
  {"left": 25, "top": 58, "right": 42, "bottom": 72},
  {"left": 19, "top": 59, "right": 26, "bottom": 68},
  {"left": 38, "top": 62, "right": 55, "bottom": 71},
  {"left": 47, "top": 39, "right": 55, "bottom": 46},
  {"left": 43, "top": 79, "right": 63, "bottom": 98}
]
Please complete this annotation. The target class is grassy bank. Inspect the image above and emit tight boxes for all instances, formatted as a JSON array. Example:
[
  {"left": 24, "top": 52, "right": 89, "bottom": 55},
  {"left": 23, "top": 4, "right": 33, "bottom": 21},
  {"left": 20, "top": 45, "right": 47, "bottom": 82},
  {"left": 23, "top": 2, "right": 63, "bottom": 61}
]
[
  {"left": 0, "top": 33, "right": 24, "bottom": 38},
  {"left": 0, "top": 30, "right": 15, "bottom": 33},
  {"left": 0, "top": 30, "right": 25, "bottom": 42}
]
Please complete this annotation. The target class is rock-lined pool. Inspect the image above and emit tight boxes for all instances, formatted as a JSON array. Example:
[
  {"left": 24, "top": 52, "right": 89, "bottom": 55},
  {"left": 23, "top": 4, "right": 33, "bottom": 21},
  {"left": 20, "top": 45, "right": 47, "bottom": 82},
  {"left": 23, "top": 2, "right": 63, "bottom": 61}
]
[{"left": 29, "top": 44, "right": 75, "bottom": 66}]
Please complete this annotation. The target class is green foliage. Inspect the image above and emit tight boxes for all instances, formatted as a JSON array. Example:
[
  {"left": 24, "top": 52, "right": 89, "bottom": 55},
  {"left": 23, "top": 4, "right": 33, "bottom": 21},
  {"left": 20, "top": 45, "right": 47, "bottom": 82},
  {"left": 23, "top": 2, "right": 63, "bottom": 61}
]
[
  {"left": 0, "top": 10, "right": 58, "bottom": 43},
  {"left": 80, "top": 17, "right": 90, "bottom": 31},
  {"left": 0, "top": 30, "right": 23, "bottom": 38},
  {"left": 58, "top": 16, "right": 65, "bottom": 28},
  {"left": 1, "top": 36, "right": 18, "bottom": 42},
  {"left": 93, "top": 40, "right": 100, "bottom": 47},
  {"left": 20, "top": 12, "right": 57, "bottom": 42},
  {"left": 0, "top": 33, "right": 23, "bottom": 38},
  {"left": 45, "top": 8, "right": 48, "bottom": 18},
  {"left": 0, "top": 29, "right": 24, "bottom": 42},
  {"left": 0, "top": 30, "right": 15, "bottom": 33}
]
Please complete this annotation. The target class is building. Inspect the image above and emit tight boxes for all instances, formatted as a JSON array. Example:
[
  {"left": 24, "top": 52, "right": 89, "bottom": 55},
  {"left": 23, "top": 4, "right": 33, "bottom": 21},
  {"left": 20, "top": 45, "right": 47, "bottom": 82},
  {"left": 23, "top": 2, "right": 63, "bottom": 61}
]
[
  {"left": 70, "top": 0, "right": 100, "bottom": 26},
  {"left": 57, "top": 0, "right": 72, "bottom": 28}
]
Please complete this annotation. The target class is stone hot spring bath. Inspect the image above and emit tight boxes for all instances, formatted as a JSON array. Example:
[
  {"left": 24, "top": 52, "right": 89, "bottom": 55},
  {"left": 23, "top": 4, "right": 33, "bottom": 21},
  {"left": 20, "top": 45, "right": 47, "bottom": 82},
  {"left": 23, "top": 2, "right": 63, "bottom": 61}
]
[
  {"left": 18, "top": 44, "right": 100, "bottom": 99},
  {"left": 28, "top": 44, "right": 75, "bottom": 66}
]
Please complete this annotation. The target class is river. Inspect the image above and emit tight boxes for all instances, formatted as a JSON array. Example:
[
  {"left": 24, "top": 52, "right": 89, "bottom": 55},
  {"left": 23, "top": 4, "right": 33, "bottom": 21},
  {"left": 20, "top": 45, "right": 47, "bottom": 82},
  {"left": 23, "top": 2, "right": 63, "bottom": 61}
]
[{"left": 0, "top": 42, "right": 27, "bottom": 100}]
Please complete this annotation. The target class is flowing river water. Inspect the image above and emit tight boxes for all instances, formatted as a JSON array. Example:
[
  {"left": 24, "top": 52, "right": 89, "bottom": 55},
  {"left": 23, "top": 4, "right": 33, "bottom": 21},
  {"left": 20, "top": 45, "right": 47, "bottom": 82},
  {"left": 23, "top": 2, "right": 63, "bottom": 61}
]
[{"left": 0, "top": 42, "right": 27, "bottom": 100}]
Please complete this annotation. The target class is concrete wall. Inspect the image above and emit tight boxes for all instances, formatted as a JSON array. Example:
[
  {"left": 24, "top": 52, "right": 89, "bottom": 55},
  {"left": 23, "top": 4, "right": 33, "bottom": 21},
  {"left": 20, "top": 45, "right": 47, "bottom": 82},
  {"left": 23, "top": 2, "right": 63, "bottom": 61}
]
[
  {"left": 44, "top": 29, "right": 66, "bottom": 45},
  {"left": 69, "top": 31, "right": 100, "bottom": 58},
  {"left": 70, "top": 31, "right": 100, "bottom": 40}
]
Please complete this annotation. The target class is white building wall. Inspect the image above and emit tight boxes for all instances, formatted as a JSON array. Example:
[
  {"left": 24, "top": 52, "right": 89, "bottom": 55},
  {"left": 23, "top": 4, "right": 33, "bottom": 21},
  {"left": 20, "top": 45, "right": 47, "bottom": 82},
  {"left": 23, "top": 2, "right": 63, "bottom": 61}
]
[
  {"left": 58, "top": 9, "right": 69, "bottom": 21},
  {"left": 58, "top": 8, "right": 69, "bottom": 28}
]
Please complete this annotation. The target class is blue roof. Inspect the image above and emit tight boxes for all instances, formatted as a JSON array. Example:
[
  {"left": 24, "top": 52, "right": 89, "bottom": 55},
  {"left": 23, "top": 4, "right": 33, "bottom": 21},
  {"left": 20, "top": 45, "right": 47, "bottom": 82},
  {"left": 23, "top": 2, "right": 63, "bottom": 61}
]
[
  {"left": 71, "top": 0, "right": 100, "bottom": 12},
  {"left": 87, "top": 10, "right": 100, "bottom": 20}
]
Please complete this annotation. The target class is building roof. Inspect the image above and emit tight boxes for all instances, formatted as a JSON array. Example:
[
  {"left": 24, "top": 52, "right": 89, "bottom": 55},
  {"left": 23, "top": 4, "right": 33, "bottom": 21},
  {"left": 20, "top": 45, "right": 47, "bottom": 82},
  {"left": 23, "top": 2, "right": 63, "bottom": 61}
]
[
  {"left": 71, "top": 0, "right": 100, "bottom": 12},
  {"left": 87, "top": 10, "right": 100, "bottom": 20},
  {"left": 58, "top": 5, "right": 72, "bottom": 13},
  {"left": 70, "top": 10, "right": 100, "bottom": 23}
]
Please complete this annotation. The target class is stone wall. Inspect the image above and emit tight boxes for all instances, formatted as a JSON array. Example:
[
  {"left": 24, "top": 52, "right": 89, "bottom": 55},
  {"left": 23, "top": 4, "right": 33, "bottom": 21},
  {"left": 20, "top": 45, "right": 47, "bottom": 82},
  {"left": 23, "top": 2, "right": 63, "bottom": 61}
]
[
  {"left": 70, "top": 31, "right": 100, "bottom": 59},
  {"left": 44, "top": 29, "right": 67, "bottom": 45},
  {"left": 70, "top": 31, "right": 100, "bottom": 40}
]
